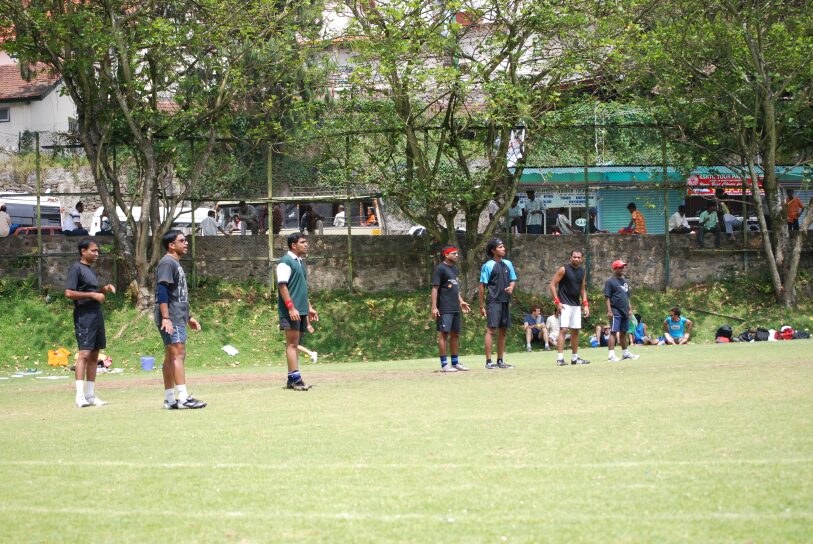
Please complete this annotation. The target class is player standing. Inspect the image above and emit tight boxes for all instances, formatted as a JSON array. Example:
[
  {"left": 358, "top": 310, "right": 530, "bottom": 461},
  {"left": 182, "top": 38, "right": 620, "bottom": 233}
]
[
  {"left": 479, "top": 238, "right": 518, "bottom": 369},
  {"left": 431, "top": 245, "right": 472, "bottom": 372},
  {"left": 549, "top": 250, "right": 591, "bottom": 366},
  {"left": 603, "top": 260, "right": 640, "bottom": 362}
]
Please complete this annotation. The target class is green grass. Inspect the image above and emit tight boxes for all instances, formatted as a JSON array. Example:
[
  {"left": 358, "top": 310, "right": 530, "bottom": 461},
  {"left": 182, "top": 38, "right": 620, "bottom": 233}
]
[
  {"left": 1, "top": 275, "right": 812, "bottom": 370},
  {"left": 1, "top": 342, "right": 811, "bottom": 542}
]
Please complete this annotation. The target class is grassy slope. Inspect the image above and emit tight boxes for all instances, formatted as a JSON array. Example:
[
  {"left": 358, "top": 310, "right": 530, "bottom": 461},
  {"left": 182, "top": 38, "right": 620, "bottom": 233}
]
[
  {"left": 0, "top": 344, "right": 811, "bottom": 543},
  {"left": 0, "top": 275, "right": 811, "bottom": 370}
]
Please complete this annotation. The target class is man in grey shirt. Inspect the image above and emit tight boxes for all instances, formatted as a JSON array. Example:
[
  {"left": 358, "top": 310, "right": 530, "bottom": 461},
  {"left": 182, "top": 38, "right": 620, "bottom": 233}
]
[{"left": 155, "top": 230, "right": 206, "bottom": 409}]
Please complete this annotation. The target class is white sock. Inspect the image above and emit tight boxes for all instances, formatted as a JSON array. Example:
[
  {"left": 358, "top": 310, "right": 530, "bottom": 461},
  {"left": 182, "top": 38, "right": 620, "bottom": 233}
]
[
  {"left": 571, "top": 353, "right": 579, "bottom": 361},
  {"left": 177, "top": 384, "right": 189, "bottom": 402},
  {"left": 84, "top": 381, "right": 95, "bottom": 398},
  {"left": 165, "top": 388, "right": 176, "bottom": 404},
  {"left": 557, "top": 352, "right": 564, "bottom": 360},
  {"left": 608, "top": 349, "right": 615, "bottom": 358},
  {"left": 526, "top": 343, "right": 531, "bottom": 349},
  {"left": 75, "top": 380, "right": 85, "bottom": 398},
  {"left": 623, "top": 348, "right": 631, "bottom": 356}
]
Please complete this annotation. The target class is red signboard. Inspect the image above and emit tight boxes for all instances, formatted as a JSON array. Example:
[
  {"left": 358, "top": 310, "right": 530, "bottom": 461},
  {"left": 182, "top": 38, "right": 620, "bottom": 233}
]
[{"left": 686, "top": 175, "right": 765, "bottom": 196}]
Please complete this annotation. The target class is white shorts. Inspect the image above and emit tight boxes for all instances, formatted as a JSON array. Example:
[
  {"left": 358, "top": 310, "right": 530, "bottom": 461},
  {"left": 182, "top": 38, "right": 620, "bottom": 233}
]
[{"left": 560, "top": 304, "right": 582, "bottom": 330}]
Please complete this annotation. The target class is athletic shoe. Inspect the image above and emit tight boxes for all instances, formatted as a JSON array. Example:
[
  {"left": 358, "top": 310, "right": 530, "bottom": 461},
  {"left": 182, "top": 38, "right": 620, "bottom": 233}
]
[
  {"left": 571, "top": 357, "right": 591, "bottom": 365},
  {"left": 164, "top": 400, "right": 179, "bottom": 410},
  {"left": 526, "top": 346, "right": 532, "bottom": 352},
  {"left": 452, "top": 364, "right": 469, "bottom": 371},
  {"left": 485, "top": 361, "right": 499, "bottom": 369},
  {"left": 287, "top": 379, "right": 312, "bottom": 391},
  {"left": 622, "top": 352, "right": 640, "bottom": 360},
  {"left": 75, "top": 396, "right": 91, "bottom": 408},
  {"left": 178, "top": 397, "right": 207, "bottom": 409},
  {"left": 543, "top": 345, "right": 552, "bottom": 351},
  {"left": 310, "top": 351, "right": 318, "bottom": 364},
  {"left": 608, "top": 354, "right": 621, "bottom": 362},
  {"left": 87, "top": 396, "right": 108, "bottom": 406},
  {"left": 440, "top": 365, "right": 458, "bottom": 372},
  {"left": 496, "top": 361, "right": 514, "bottom": 369},
  {"left": 556, "top": 359, "right": 568, "bottom": 366}
]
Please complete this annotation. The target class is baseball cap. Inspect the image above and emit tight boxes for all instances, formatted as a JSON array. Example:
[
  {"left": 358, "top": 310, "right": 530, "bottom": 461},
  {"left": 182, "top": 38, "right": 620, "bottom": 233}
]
[{"left": 611, "top": 259, "right": 627, "bottom": 269}]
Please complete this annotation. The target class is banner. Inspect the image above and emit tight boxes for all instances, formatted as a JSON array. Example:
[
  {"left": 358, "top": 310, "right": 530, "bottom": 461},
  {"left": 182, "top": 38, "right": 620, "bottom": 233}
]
[{"left": 687, "top": 174, "right": 765, "bottom": 196}]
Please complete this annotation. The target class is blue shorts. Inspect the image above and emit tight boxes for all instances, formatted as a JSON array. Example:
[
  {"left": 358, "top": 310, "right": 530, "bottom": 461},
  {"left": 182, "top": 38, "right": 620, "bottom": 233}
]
[
  {"left": 610, "top": 313, "right": 629, "bottom": 334},
  {"left": 159, "top": 323, "right": 187, "bottom": 345}
]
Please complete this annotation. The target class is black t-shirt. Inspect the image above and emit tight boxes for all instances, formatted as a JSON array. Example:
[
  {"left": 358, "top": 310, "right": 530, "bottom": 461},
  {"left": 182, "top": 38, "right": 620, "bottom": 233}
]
[
  {"left": 603, "top": 275, "right": 631, "bottom": 316},
  {"left": 432, "top": 262, "right": 461, "bottom": 313},
  {"left": 65, "top": 262, "right": 100, "bottom": 310},
  {"left": 558, "top": 264, "right": 584, "bottom": 306}
]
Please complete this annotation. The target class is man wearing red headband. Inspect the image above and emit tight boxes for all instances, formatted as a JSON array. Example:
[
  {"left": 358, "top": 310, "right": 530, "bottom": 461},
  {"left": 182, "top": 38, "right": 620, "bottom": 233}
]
[{"left": 431, "top": 246, "right": 471, "bottom": 372}]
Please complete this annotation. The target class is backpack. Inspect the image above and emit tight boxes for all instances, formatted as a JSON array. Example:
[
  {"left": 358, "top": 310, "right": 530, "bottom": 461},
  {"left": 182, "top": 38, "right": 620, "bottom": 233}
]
[
  {"left": 754, "top": 328, "right": 770, "bottom": 341},
  {"left": 793, "top": 330, "right": 811, "bottom": 339},
  {"left": 779, "top": 326, "right": 795, "bottom": 341},
  {"left": 715, "top": 324, "right": 733, "bottom": 340},
  {"left": 739, "top": 330, "right": 754, "bottom": 342}
]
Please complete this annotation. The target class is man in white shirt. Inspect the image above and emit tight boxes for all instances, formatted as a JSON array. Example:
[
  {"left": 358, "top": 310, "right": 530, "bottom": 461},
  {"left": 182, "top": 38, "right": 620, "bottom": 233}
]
[
  {"left": 197, "top": 210, "right": 226, "bottom": 236},
  {"left": 62, "top": 201, "right": 88, "bottom": 236},
  {"left": 524, "top": 190, "right": 544, "bottom": 234},
  {"left": 556, "top": 208, "right": 575, "bottom": 235},
  {"left": 508, "top": 196, "right": 524, "bottom": 233},
  {"left": 0, "top": 204, "right": 12, "bottom": 237},
  {"left": 333, "top": 205, "right": 346, "bottom": 227},
  {"left": 545, "top": 307, "right": 562, "bottom": 346},
  {"left": 669, "top": 205, "right": 691, "bottom": 234}
]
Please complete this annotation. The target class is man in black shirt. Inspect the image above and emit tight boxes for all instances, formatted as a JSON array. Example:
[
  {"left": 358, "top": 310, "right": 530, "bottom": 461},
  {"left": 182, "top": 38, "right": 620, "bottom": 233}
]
[
  {"left": 549, "top": 250, "right": 590, "bottom": 366},
  {"left": 64, "top": 239, "right": 116, "bottom": 407},
  {"left": 431, "top": 246, "right": 471, "bottom": 372},
  {"left": 603, "top": 260, "right": 640, "bottom": 362}
]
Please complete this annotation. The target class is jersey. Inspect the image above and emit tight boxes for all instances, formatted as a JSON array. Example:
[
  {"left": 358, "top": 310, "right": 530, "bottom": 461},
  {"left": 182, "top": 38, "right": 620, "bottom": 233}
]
[
  {"left": 557, "top": 264, "right": 584, "bottom": 306},
  {"left": 277, "top": 251, "right": 309, "bottom": 317},
  {"left": 432, "top": 262, "right": 461, "bottom": 314},
  {"left": 480, "top": 259, "right": 518, "bottom": 304}
]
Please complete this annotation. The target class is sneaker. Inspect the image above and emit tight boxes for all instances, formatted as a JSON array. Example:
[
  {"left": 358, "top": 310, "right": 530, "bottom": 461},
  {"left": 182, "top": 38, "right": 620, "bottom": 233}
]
[
  {"left": 608, "top": 354, "right": 621, "bottom": 362},
  {"left": 496, "top": 361, "right": 514, "bottom": 369},
  {"left": 622, "top": 352, "right": 640, "bottom": 360},
  {"left": 452, "top": 364, "right": 469, "bottom": 371},
  {"left": 310, "top": 351, "right": 318, "bottom": 364},
  {"left": 164, "top": 400, "right": 179, "bottom": 410},
  {"left": 543, "top": 345, "right": 552, "bottom": 351},
  {"left": 87, "top": 396, "right": 108, "bottom": 406},
  {"left": 485, "top": 361, "right": 499, "bottom": 369},
  {"left": 526, "top": 346, "right": 532, "bottom": 352},
  {"left": 440, "top": 365, "right": 458, "bottom": 372},
  {"left": 287, "top": 379, "right": 312, "bottom": 391},
  {"left": 179, "top": 397, "right": 207, "bottom": 409},
  {"left": 571, "top": 357, "right": 591, "bottom": 365},
  {"left": 75, "top": 396, "right": 91, "bottom": 408},
  {"left": 556, "top": 359, "right": 568, "bottom": 366}
]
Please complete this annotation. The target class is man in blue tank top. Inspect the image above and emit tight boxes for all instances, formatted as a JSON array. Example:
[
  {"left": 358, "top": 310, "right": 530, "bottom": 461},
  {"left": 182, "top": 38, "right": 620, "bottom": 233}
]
[
  {"left": 549, "top": 250, "right": 590, "bottom": 366},
  {"left": 478, "top": 238, "right": 518, "bottom": 369}
]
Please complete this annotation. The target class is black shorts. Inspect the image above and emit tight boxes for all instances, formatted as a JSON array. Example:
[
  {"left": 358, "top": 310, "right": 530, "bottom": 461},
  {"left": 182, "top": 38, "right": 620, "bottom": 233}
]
[
  {"left": 74, "top": 307, "right": 106, "bottom": 351},
  {"left": 486, "top": 302, "right": 511, "bottom": 329},
  {"left": 279, "top": 315, "right": 308, "bottom": 333},
  {"left": 437, "top": 313, "right": 462, "bottom": 334}
]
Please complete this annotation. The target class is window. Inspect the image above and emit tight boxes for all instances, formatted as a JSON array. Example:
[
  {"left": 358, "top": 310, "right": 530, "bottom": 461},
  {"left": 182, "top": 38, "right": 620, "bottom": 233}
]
[
  {"left": 68, "top": 117, "right": 78, "bottom": 133},
  {"left": 0, "top": 107, "right": 9, "bottom": 122}
]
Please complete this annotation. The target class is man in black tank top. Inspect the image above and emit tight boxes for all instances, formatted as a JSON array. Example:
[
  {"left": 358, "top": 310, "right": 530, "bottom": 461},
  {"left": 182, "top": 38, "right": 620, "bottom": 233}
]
[{"left": 549, "top": 250, "right": 590, "bottom": 366}]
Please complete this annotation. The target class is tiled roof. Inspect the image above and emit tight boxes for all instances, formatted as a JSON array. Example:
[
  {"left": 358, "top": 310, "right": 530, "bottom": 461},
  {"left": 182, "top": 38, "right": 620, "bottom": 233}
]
[{"left": 0, "top": 63, "right": 61, "bottom": 101}]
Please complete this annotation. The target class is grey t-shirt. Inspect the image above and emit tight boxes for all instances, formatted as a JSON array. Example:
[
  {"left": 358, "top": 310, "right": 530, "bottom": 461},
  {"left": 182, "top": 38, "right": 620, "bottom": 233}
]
[{"left": 154, "top": 255, "right": 189, "bottom": 326}]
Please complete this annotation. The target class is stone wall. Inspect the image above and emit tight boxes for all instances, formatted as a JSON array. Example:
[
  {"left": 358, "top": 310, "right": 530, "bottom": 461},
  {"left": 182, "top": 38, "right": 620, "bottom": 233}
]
[{"left": 3, "top": 232, "right": 809, "bottom": 294}]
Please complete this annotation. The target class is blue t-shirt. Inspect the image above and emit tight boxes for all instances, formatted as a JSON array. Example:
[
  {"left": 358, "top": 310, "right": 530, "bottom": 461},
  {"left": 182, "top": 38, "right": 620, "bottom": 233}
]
[
  {"left": 480, "top": 259, "right": 518, "bottom": 304},
  {"left": 664, "top": 315, "right": 688, "bottom": 338},
  {"left": 633, "top": 322, "right": 646, "bottom": 341}
]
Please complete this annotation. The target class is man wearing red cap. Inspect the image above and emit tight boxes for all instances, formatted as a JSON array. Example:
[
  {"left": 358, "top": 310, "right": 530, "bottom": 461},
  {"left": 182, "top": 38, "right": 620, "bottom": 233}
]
[
  {"left": 603, "top": 260, "right": 639, "bottom": 362},
  {"left": 431, "top": 246, "right": 472, "bottom": 372}
]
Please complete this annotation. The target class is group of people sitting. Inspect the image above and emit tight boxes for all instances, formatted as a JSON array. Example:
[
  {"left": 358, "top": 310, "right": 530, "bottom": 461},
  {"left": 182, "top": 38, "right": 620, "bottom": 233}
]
[{"left": 523, "top": 305, "right": 693, "bottom": 351}]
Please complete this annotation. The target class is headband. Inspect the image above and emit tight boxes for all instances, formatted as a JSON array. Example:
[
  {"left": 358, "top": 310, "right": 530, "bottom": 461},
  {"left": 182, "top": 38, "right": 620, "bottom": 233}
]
[{"left": 442, "top": 246, "right": 459, "bottom": 256}]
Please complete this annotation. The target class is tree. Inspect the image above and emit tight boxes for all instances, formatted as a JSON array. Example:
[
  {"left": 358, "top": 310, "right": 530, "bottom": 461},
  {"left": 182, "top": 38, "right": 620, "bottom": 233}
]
[
  {"left": 312, "top": 0, "right": 597, "bottom": 290},
  {"left": 611, "top": 0, "right": 813, "bottom": 307},
  {"left": 0, "top": 0, "right": 320, "bottom": 306}
]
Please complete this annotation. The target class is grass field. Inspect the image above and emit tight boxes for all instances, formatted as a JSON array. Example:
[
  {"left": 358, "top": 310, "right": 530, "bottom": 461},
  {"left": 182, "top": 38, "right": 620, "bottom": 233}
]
[{"left": 1, "top": 342, "right": 811, "bottom": 543}]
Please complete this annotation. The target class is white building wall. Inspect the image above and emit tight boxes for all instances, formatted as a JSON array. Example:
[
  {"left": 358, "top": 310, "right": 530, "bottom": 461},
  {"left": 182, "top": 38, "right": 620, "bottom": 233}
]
[
  {"left": 0, "top": 101, "right": 32, "bottom": 151},
  {"left": 0, "top": 83, "right": 76, "bottom": 151}
]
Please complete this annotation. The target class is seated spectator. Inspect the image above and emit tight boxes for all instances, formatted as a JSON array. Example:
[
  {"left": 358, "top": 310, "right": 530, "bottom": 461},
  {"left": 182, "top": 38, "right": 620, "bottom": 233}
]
[
  {"left": 588, "top": 208, "right": 608, "bottom": 234},
  {"left": 714, "top": 188, "right": 742, "bottom": 241},
  {"left": 0, "top": 204, "right": 12, "bottom": 238},
  {"left": 62, "top": 201, "right": 89, "bottom": 236},
  {"left": 545, "top": 307, "right": 568, "bottom": 346},
  {"left": 197, "top": 210, "right": 226, "bottom": 236},
  {"left": 333, "top": 205, "right": 346, "bottom": 227},
  {"left": 698, "top": 202, "right": 721, "bottom": 248},
  {"left": 632, "top": 313, "right": 658, "bottom": 345},
  {"left": 663, "top": 306, "right": 693, "bottom": 345},
  {"left": 556, "top": 208, "right": 575, "bottom": 235},
  {"left": 225, "top": 214, "right": 241, "bottom": 234},
  {"left": 591, "top": 324, "right": 611, "bottom": 347},
  {"left": 626, "top": 202, "right": 647, "bottom": 234},
  {"left": 97, "top": 214, "right": 114, "bottom": 236},
  {"left": 523, "top": 305, "right": 551, "bottom": 351},
  {"left": 669, "top": 205, "right": 692, "bottom": 234},
  {"left": 364, "top": 206, "right": 378, "bottom": 226}
]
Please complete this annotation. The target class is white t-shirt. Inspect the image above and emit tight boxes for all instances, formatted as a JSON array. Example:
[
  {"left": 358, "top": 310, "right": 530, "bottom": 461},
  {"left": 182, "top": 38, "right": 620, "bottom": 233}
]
[
  {"left": 199, "top": 216, "right": 219, "bottom": 236},
  {"left": 525, "top": 198, "right": 544, "bottom": 226},
  {"left": 546, "top": 315, "right": 561, "bottom": 338},
  {"left": 333, "top": 211, "right": 346, "bottom": 227},
  {"left": 0, "top": 210, "right": 11, "bottom": 237},
  {"left": 669, "top": 212, "right": 689, "bottom": 230},
  {"left": 62, "top": 208, "right": 81, "bottom": 231}
]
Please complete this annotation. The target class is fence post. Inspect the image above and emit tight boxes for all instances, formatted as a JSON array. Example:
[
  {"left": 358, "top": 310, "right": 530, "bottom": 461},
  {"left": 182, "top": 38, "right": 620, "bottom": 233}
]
[
  {"left": 190, "top": 197, "right": 197, "bottom": 287},
  {"left": 345, "top": 136, "right": 354, "bottom": 292},
  {"left": 742, "top": 174, "right": 749, "bottom": 273},
  {"left": 661, "top": 131, "right": 671, "bottom": 289},
  {"left": 583, "top": 151, "right": 591, "bottom": 287},
  {"left": 267, "top": 143, "right": 275, "bottom": 291},
  {"left": 35, "top": 132, "right": 43, "bottom": 291}
]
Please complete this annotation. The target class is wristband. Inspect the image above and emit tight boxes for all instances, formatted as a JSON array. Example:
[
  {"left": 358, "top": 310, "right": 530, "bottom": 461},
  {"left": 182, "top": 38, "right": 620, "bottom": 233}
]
[
  {"left": 285, "top": 300, "right": 294, "bottom": 310},
  {"left": 553, "top": 297, "right": 561, "bottom": 305},
  {"left": 582, "top": 300, "right": 589, "bottom": 307}
]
